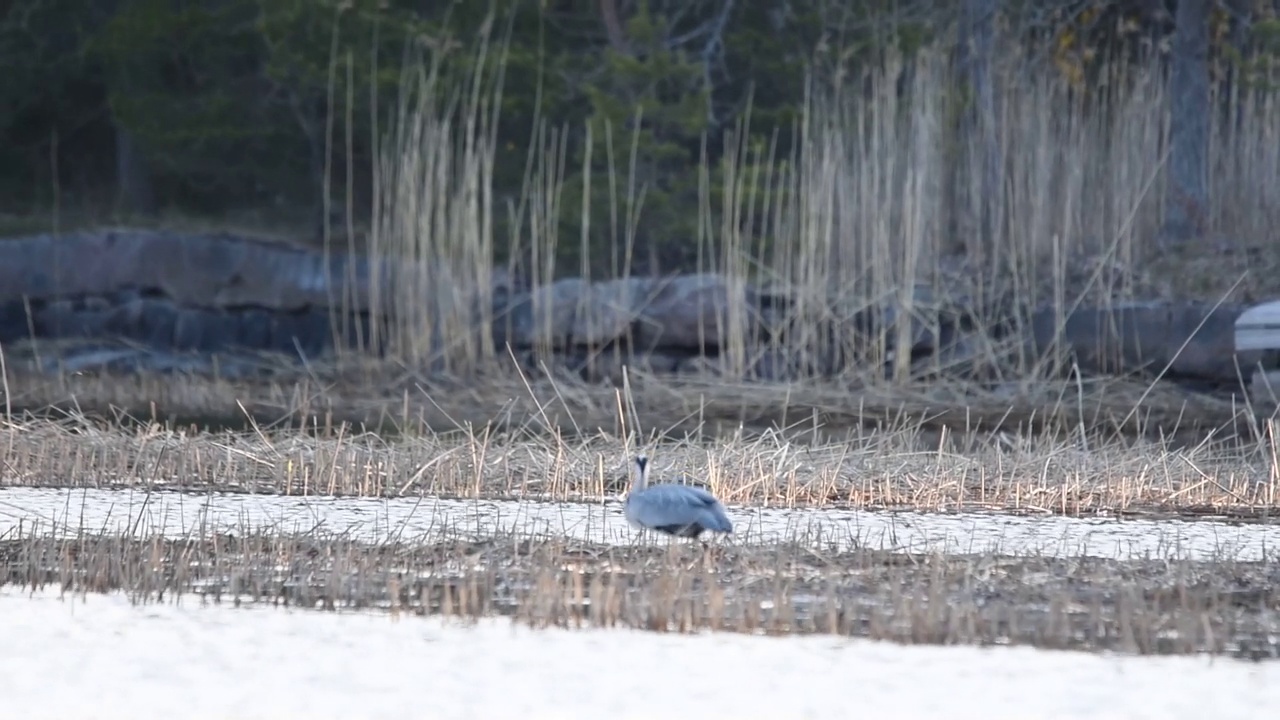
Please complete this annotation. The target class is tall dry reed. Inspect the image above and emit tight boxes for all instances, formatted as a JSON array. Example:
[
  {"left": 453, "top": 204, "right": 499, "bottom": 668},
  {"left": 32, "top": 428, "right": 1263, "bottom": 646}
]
[
  {"left": 364, "top": 16, "right": 510, "bottom": 373},
  {"left": 360, "top": 30, "right": 1280, "bottom": 386}
]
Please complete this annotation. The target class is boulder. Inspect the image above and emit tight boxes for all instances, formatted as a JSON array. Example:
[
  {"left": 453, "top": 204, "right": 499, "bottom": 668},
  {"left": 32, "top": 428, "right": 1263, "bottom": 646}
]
[
  {"left": 1248, "top": 368, "right": 1280, "bottom": 409},
  {"left": 32, "top": 299, "right": 80, "bottom": 338},
  {"left": 635, "top": 273, "right": 753, "bottom": 351},
  {"left": 572, "top": 277, "right": 652, "bottom": 346},
  {"left": 843, "top": 282, "right": 976, "bottom": 357},
  {"left": 0, "top": 298, "right": 31, "bottom": 342},
  {"left": 137, "top": 299, "right": 182, "bottom": 348},
  {"left": 1026, "top": 302, "right": 1258, "bottom": 383},
  {"left": 497, "top": 278, "right": 586, "bottom": 349},
  {"left": 0, "top": 230, "right": 378, "bottom": 313},
  {"left": 496, "top": 276, "right": 652, "bottom": 350},
  {"left": 236, "top": 308, "right": 275, "bottom": 349},
  {"left": 761, "top": 282, "right": 982, "bottom": 378},
  {"left": 269, "top": 309, "right": 337, "bottom": 358}
]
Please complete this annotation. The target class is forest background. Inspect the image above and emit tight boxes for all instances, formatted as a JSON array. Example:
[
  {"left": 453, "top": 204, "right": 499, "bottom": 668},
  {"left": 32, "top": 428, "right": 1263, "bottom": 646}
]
[{"left": 0, "top": 0, "right": 1274, "bottom": 290}]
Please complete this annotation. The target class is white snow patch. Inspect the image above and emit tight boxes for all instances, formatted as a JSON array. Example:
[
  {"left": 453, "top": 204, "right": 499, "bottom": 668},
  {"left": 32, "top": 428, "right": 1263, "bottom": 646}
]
[
  {"left": 2, "top": 487, "right": 1278, "bottom": 560},
  {"left": 0, "top": 588, "right": 1276, "bottom": 720}
]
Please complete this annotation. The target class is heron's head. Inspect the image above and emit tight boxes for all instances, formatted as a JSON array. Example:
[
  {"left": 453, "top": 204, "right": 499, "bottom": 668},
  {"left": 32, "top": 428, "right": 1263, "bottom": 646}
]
[{"left": 628, "top": 454, "right": 651, "bottom": 494}]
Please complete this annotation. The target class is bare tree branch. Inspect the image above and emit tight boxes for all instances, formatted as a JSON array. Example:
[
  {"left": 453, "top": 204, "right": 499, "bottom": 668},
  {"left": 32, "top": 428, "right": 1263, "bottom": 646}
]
[{"left": 600, "top": 0, "right": 630, "bottom": 55}]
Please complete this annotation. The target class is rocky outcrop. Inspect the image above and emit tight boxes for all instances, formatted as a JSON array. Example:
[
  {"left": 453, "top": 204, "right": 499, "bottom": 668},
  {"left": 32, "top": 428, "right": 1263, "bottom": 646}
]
[
  {"left": 0, "top": 230, "right": 1264, "bottom": 394},
  {"left": 1025, "top": 302, "right": 1258, "bottom": 385},
  {"left": 0, "top": 230, "right": 378, "bottom": 361},
  {"left": 0, "top": 229, "right": 376, "bottom": 311},
  {"left": 17, "top": 291, "right": 350, "bottom": 358}
]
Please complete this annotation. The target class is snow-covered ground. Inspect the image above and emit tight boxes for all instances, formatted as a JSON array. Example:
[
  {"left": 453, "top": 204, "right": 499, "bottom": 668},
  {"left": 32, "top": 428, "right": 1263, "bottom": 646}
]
[
  {"left": 2, "top": 486, "right": 1278, "bottom": 560},
  {"left": 1, "top": 588, "right": 1275, "bottom": 720}
]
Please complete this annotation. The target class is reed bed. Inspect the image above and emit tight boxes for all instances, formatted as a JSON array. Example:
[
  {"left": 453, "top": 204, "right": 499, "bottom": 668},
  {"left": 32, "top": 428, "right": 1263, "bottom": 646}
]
[
  {"left": 3, "top": 528, "right": 1277, "bottom": 659},
  {"left": 3, "top": 361, "right": 1253, "bottom": 441},
  {"left": 1, "top": 407, "right": 1277, "bottom": 518}
]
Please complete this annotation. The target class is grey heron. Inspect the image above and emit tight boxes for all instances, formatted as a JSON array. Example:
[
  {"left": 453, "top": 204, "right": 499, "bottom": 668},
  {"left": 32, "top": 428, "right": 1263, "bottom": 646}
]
[{"left": 624, "top": 454, "right": 733, "bottom": 539}]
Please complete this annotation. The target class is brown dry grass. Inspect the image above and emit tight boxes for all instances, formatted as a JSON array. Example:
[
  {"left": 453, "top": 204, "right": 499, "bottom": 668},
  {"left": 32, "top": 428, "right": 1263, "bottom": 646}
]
[
  {"left": 4, "top": 530, "right": 1277, "bottom": 658},
  {"left": 2, "top": 374, "right": 1277, "bottom": 517},
  {"left": 0, "top": 355, "right": 1258, "bottom": 439}
]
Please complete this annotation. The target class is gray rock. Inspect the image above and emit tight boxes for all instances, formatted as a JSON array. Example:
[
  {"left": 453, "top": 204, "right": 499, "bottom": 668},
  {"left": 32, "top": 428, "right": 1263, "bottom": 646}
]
[
  {"left": 1249, "top": 368, "right": 1280, "bottom": 408},
  {"left": 173, "top": 309, "right": 208, "bottom": 351},
  {"left": 138, "top": 300, "right": 181, "bottom": 348},
  {"left": 0, "top": 230, "right": 383, "bottom": 313},
  {"left": 237, "top": 309, "right": 274, "bottom": 349},
  {"left": 195, "top": 311, "right": 244, "bottom": 353},
  {"left": 499, "top": 278, "right": 583, "bottom": 349},
  {"left": 296, "top": 309, "right": 335, "bottom": 358},
  {"left": 270, "top": 310, "right": 335, "bottom": 358},
  {"left": 635, "top": 273, "right": 753, "bottom": 351},
  {"left": 0, "top": 300, "right": 30, "bottom": 342},
  {"left": 1026, "top": 302, "right": 1258, "bottom": 383},
  {"left": 33, "top": 299, "right": 79, "bottom": 337},
  {"left": 572, "top": 277, "right": 652, "bottom": 346}
]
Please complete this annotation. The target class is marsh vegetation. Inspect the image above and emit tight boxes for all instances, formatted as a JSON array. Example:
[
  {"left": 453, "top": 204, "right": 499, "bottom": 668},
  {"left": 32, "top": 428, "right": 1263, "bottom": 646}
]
[
  {"left": 2, "top": 408, "right": 1278, "bottom": 662},
  {"left": 1, "top": 411, "right": 1276, "bottom": 518},
  {"left": 2, "top": 528, "right": 1278, "bottom": 660}
]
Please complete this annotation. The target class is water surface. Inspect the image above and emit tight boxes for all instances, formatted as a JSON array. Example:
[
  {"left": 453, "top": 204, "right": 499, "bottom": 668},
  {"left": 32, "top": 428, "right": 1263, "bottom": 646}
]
[
  {"left": 1, "top": 589, "right": 1276, "bottom": 720},
  {"left": 2, "top": 487, "right": 1278, "bottom": 560}
]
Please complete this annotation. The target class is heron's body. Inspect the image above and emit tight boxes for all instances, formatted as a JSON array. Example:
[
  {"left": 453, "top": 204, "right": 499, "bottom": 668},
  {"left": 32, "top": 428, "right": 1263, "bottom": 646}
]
[{"left": 624, "top": 456, "right": 733, "bottom": 539}]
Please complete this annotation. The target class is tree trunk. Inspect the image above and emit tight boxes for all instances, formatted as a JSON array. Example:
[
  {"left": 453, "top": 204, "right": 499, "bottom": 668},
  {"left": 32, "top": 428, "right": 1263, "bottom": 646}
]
[
  {"left": 599, "top": 0, "right": 631, "bottom": 56},
  {"left": 292, "top": 94, "right": 337, "bottom": 243},
  {"left": 1162, "top": 0, "right": 1211, "bottom": 249},
  {"left": 114, "top": 122, "right": 156, "bottom": 216},
  {"left": 1222, "top": 0, "right": 1253, "bottom": 138},
  {"left": 951, "top": 0, "right": 1000, "bottom": 265},
  {"left": 969, "top": 0, "right": 999, "bottom": 260}
]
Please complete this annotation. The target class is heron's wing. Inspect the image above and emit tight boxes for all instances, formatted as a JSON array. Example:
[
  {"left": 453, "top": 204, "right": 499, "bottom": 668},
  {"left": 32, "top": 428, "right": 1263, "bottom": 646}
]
[
  {"left": 628, "top": 483, "right": 730, "bottom": 530},
  {"left": 677, "top": 485, "right": 721, "bottom": 505}
]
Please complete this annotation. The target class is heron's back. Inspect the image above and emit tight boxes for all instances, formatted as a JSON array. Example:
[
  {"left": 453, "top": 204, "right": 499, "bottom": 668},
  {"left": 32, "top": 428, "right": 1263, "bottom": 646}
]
[{"left": 625, "top": 483, "right": 733, "bottom": 534}]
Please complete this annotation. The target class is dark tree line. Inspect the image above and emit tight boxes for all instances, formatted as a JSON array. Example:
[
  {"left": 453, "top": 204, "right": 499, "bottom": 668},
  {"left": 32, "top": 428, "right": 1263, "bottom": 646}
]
[{"left": 0, "top": 0, "right": 1273, "bottom": 269}]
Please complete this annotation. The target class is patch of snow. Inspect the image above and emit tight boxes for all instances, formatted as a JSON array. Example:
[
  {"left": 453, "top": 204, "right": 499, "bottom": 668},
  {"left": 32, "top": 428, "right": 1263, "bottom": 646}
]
[
  {"left": 2, "top": 487, "right": 1278, "bottom": 560},
  {"left": 0, "top": 589, "right": 1276, "bottom": 720}
]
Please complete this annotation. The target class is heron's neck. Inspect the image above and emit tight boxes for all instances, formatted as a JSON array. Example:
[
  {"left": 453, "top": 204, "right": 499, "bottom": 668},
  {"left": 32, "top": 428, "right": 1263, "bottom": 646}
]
[{"left": 632, "top": 461, "right": 649, "bottom": 493}]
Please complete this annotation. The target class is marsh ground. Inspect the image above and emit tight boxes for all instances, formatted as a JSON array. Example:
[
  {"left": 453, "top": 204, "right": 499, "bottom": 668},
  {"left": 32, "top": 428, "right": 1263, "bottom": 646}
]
[
  {"left": 3, "top": 531, "right": 1279, "bottom": 660},
  {"left": 1, "top": 393, "right": 1278, "bottom": 669}
]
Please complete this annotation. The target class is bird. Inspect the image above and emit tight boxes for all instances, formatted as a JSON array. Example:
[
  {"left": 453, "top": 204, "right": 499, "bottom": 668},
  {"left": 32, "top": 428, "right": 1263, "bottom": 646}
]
[{"left": 624, "top": 454, "right": 734, "bottom": 540}]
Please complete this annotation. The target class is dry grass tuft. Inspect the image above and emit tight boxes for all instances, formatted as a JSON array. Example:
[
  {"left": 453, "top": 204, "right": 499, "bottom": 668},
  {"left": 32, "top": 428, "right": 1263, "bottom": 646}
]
[{"left": 4, "top": 529, "right": 1277, "bottom": 658}]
